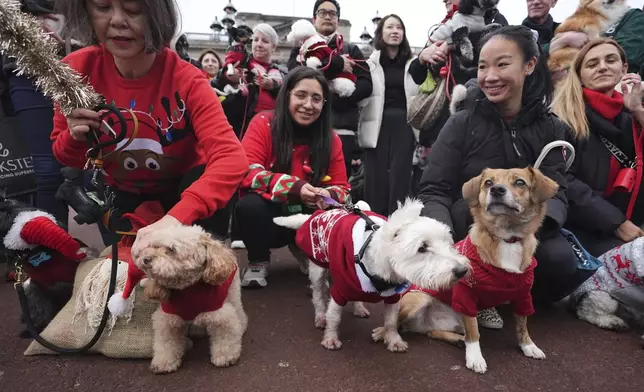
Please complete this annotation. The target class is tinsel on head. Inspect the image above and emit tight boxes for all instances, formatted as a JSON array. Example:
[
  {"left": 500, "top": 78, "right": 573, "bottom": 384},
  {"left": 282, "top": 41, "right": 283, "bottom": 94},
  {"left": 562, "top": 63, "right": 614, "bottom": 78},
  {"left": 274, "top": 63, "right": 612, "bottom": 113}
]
[{"left": 0, "top": 0, "right": 103, "bottom": 115}]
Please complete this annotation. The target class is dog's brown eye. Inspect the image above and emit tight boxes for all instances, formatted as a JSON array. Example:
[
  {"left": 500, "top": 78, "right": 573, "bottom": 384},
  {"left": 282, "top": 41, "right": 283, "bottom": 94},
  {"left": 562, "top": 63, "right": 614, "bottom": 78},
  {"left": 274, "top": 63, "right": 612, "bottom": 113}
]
[
  {"left": 167, "top": 246, "right": 176, "bottom": 254},
  {"left": 484, "top": 179, "right": 493, "bottom": 187},
  {"left": 515, "top": 179, "right": 526, "bottom": 187}
]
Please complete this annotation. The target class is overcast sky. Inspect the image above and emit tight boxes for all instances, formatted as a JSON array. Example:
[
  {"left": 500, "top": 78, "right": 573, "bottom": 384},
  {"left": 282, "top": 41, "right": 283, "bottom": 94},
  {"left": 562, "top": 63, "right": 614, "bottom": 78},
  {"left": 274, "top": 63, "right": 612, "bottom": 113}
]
[{"left": 176, "top": 0, "right": 644, "bottom": 47}]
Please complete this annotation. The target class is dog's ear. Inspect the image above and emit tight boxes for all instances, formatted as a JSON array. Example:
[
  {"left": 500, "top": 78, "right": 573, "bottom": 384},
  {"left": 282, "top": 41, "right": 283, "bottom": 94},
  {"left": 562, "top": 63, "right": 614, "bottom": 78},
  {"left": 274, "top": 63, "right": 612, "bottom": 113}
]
[
  {"left": 201, "top": 235, "right": 238, "bottom": 286},
  {"left": 462, "top": 173, "right": 483, "bottom": 207},
  {"left": 529, "top": 167, "right": 559, "bottom": 203}
]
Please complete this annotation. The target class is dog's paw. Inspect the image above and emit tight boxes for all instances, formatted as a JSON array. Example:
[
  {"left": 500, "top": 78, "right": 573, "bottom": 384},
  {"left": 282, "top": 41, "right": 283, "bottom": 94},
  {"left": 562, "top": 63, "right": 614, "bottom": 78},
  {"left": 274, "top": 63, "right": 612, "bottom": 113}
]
[
  {"left": 353, "top": 302, "right": 371, "bottom": 318},
  {"left": 385, "top": 338, "right": 409, "bottom": 353},
  {"left": 321, "top": 336, "right": 343, "bottom": 350},
  {"left": 371, "top": 327, "right": 385, "bottom": 342},
  {"left": 150, "top": 358, "right": 182, "bottom": 374},
  {"left": 315, "top": 313, "right": 326, "bottom": 329},
  {"left": 211, "top": 351, "right": 241, "bottom": 367},
  {"left": 466, "top": 354, "right": 488, "bottom": 374},
  {"left": 592, "top": 314, "right": 629, "bottom": 331},
  {"left": 465, "top": 342, "right": 487, "bottom": 374},
  {"left": 520, "top": 343, "right": 546, "bottom": 360}
]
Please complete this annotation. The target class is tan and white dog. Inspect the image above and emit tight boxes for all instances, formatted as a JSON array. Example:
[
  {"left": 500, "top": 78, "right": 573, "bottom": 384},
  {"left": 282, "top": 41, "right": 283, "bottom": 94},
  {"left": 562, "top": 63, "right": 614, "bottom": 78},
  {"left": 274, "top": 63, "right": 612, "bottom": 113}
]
[{"left": 381, "top": 168, "right": 559, "bottom": 374}]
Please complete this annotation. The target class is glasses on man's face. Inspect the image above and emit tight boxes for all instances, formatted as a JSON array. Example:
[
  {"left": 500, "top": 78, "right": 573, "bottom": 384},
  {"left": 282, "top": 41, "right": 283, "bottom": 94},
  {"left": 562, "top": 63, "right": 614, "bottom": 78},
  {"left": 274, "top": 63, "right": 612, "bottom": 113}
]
[
  {"left": 291, "top": 90, "right": 326, "bottom": 108},
  {"left": 316, "top": 9, "right": 338, "bottom": 19}
]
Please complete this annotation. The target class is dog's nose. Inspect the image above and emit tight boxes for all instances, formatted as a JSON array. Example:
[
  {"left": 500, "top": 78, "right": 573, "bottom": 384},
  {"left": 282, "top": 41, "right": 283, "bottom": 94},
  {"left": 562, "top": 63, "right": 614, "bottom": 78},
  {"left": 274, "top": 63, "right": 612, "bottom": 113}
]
[
  {"left": 142, "top": 257, "right": 152, "bottom": 266},
  {"left": 452, "top": 266, "right": 468, "bottom": 279},
  {"left": 489, "top": 185, "right": 507, "bottom": 197}
]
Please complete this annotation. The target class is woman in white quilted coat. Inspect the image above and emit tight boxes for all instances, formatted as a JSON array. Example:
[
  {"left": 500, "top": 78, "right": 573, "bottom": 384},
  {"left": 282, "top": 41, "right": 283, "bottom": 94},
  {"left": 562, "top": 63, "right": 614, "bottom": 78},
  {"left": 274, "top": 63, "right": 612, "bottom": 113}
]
[{"left": 357, "top": 14, "right": 426, "bottom": 216}]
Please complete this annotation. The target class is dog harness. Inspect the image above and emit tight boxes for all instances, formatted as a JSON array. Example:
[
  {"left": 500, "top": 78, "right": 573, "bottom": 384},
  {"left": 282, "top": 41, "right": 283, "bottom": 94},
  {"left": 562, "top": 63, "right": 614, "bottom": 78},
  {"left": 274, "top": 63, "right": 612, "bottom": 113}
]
[
  {"left": 160, "top": 265, "right": 238, "bottom": 321},
  {"left": 294, "top": 205, "right": 410, "bottom": 306},
  {"left": 413, "top": 236, "right": 537, "bottom": 317}
]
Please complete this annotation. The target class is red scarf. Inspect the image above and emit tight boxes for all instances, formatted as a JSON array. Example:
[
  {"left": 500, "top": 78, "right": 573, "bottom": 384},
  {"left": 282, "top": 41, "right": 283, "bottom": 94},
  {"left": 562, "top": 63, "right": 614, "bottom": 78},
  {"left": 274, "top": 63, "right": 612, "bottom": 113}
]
[
  {"left": 583, "top": 88, "right": 624, "bottom": 122},
  {"left": 441, "top": 4, "right": 459, "bottom": 24},
  {"left": 253, "top": 58, "right": 277, "bottom": 114},
  {"left": 584, "top": 89, "right": 643, "bottom": 218}
]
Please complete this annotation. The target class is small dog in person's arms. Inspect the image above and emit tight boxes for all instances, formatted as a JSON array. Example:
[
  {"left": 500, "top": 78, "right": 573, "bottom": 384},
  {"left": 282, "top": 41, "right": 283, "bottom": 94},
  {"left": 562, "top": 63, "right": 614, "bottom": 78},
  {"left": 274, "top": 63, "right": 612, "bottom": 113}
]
[
  {"left": 428, "top": 0, "right": 501, "bottom": 62},
  {"left": 547, "top": 0, "right": 629, "bottom": 79},
  {"left": 221, "top": 25, "right": 255, "bottom": 96},
  {"left": 108, "top": 223, "right": 247, "bottom": 374},
  {"left": 273, "top": 199, "right": 469, "bottom": 352},
  {"left": 380, "top": 167, "right": 559, "bottom": 374},
  {"left": 287, "top": 19, "right": 356, "bottom": 97}
]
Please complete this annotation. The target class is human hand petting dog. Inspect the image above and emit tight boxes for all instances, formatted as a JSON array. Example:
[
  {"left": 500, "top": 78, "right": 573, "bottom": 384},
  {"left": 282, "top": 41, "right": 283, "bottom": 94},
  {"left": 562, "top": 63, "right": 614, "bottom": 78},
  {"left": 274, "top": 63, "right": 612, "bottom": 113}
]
[
  {"left": 132, "top": 214, "right": 183, "bottom": 255},
  {"left": 549, "top": 31, "right": 588, "bottom": 53}
]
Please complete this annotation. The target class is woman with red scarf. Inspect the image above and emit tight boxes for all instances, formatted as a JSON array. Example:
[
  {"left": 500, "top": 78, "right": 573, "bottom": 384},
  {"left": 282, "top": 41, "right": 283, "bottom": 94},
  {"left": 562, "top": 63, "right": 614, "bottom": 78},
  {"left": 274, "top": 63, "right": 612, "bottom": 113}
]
[{"left": 552, "top": 38, "right": 644, "bottom": 257}]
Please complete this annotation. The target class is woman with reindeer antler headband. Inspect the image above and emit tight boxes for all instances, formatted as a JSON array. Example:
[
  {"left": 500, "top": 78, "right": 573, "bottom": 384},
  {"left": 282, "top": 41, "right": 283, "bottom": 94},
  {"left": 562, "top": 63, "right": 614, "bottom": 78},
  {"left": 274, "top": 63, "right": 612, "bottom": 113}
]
[{"left": 49, "top": 0, "right": 247, "bottom": 244}]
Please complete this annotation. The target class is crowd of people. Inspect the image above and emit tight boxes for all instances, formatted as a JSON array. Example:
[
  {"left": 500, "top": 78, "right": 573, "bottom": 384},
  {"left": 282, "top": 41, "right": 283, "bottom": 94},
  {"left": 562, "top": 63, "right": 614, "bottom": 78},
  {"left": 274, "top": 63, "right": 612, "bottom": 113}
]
[{"left": 1, "top": 0, "right": 644, "bottom": 332}]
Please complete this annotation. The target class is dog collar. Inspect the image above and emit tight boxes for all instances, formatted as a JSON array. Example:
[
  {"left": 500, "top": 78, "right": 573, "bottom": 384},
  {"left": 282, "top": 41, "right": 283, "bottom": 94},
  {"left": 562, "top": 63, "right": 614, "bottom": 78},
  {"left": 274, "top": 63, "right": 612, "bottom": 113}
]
[{"left": 503, "top": 236, "right": 522, "bottom": 244}]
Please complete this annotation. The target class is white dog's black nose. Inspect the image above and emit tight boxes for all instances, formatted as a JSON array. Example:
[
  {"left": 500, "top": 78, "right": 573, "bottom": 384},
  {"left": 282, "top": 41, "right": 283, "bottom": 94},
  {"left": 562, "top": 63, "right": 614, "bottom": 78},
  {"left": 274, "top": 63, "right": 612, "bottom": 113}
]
[
  {"left": 489, "top": 185, "right": 507, "bottom": 197},
  {"left": 142, "top": 257, "right": 152, "bottom": 266},
  {"left": 453, "top": 266, "right": 468, "bottom": 279}
]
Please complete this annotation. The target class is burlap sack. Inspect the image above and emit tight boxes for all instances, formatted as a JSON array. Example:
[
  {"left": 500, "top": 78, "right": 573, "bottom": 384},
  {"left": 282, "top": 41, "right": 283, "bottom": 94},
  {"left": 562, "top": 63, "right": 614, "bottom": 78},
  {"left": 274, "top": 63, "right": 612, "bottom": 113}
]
[{"left": 24, "top": 256, "right": 157, "bottom": 358}]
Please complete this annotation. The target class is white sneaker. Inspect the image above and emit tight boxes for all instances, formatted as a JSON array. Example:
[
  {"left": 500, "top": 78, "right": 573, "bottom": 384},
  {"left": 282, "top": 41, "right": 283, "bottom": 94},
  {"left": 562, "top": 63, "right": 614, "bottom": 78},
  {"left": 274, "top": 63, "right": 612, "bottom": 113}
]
[
  {"left": 241, "top": 262, "right": 268, "bottom": 288},
  {"left": 231, "top": 240, "right": 246, "bottom": 249},
  {"left": 477, "top": 308, "right": 504, "bottom": 329},
  {"left": 288, "top": 243, "right": 309, "bottom": 275}
]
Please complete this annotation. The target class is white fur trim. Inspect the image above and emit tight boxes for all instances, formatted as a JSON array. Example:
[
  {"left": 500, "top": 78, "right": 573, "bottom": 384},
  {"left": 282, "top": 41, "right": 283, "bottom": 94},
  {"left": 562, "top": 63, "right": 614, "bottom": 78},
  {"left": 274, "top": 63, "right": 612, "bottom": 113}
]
[
  {"left": 449, "top": 84, "right": 467, "bottom": 115},
  {"left": 107, "top": 292, "right": 134, "bottom": 317},
  {"left": 3, "top": 210, "right": 56, "bottom": 250},
  {"left": 116, "top": 138, "right": 163, "bottom": 154},
  {"left": 351, "top": 215, "right": 397, "bottom": 295}
]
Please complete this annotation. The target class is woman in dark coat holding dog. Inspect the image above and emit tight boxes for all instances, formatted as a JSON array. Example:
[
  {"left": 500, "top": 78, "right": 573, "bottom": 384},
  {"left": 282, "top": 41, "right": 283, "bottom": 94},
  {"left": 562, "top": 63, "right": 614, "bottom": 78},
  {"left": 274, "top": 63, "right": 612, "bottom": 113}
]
[
  {"left": 552, "top": 38, "right": 644, "bottom": 256},
  {"left": 417, "top": 26, "right": 572, "bottom": 327}
]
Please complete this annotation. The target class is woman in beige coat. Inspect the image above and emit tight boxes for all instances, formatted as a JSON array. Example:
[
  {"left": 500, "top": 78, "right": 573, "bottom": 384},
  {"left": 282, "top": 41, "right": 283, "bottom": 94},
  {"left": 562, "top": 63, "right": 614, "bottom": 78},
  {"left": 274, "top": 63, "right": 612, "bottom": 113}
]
[{"left": 357, "top": 14, "right": 425, "bottom": 216}]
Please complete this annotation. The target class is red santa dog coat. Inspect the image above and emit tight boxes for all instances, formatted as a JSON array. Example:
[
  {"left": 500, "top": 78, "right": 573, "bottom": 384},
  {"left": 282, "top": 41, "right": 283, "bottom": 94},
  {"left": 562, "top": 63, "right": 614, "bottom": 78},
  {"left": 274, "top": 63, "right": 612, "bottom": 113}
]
[
  {"left": 294, "top": 209, "right": 410, "bottom": 306},
  {"left": 300, "top": 41, "right": 357, "bottom": 84},
  {"left": 413, "top": 236, "right": 537, "bottom": 317}
]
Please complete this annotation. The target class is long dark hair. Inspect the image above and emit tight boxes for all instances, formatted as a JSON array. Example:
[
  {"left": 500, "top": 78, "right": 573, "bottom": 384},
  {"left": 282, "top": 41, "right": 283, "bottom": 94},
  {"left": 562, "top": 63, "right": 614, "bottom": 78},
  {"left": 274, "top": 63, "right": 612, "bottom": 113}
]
[
  {"left": 374, "top": 14, "right": 412, "bottom": 61},
  {"left": 479, "top": 25, "right": 553, "bottom": 106},
  {"left": 271, "top": 67, "right": 333, "bottom": 185}
]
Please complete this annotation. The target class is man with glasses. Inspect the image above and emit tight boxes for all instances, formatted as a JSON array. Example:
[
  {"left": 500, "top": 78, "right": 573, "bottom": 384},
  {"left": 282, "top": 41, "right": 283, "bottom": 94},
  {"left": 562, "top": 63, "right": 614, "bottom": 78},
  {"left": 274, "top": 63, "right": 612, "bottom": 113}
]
[{"left": 288, "top": 0, "right": 373, "bottom": 177}]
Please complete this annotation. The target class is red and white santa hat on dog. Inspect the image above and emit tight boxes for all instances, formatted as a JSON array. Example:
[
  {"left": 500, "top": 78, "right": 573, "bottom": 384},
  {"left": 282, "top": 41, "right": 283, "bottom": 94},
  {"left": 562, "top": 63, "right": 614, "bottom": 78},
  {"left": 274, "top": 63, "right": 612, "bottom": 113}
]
[{"left": 107, "top": 252, "right": 146, "bottom": 317}]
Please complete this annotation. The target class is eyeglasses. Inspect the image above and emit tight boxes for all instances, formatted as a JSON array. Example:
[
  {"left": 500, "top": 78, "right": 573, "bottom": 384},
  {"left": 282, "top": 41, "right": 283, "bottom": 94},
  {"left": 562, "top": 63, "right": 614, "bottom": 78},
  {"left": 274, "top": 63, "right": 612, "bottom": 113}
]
[
  {"left": 291, "top": 90, "right": 326, "bottom": 108},
  {"left": 316, "top": 9, "right": 338, "bottom": 19}
]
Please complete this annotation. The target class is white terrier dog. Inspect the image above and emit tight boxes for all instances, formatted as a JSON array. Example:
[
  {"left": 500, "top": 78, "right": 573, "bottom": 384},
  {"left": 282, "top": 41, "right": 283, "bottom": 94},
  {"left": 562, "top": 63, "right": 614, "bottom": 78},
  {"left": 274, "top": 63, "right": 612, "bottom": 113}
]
[
  {"left": 274, "top": 199, "right": 469, "bottom": 352},
  {"left": 287, "top": 19, "right": 356, "bottom": 97}
]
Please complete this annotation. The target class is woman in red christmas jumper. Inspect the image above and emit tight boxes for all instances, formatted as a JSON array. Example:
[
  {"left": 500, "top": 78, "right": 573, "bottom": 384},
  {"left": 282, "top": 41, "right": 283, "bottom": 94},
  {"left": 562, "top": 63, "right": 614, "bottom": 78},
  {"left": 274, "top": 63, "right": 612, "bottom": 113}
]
[
  {"left": 235, "top": 67, "right": 350, "bottom": 288},
  {"left": 50, "top": 0, "right": 247, "bottom": 246},
  {"left": 552, "top": 39, "right": 644, "bottom": 256}
]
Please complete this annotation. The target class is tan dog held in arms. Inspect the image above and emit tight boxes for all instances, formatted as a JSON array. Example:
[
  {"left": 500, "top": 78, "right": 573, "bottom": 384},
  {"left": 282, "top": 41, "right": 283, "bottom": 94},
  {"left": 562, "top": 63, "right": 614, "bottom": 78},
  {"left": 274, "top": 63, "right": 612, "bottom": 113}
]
[
  {"left": 132, "top": 225, "right": 247, "bottom": 374},
  {"left": 387, "top": 167, "right": 559, "bottom": 374},
  {"left": 547, "top": 0, "right": 629, "bottom": 78}
]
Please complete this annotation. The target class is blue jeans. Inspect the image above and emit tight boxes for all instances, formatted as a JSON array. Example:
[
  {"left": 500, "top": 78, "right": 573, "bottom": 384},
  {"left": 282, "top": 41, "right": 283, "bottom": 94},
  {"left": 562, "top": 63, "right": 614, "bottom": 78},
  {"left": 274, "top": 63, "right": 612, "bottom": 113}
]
[{"left": 7, "top": 74, "right": 67, "bottom": 225}]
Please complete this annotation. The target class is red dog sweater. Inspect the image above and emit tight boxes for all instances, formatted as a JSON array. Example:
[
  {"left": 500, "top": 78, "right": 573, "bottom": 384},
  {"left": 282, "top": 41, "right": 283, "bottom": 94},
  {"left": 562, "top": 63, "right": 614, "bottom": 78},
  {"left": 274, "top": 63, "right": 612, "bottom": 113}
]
[
  {"left": 294, "top": 209, "right": 410, "bottom": 306},
  {"left": 414, "top": 236, "right": 537, "bottom": 317}
]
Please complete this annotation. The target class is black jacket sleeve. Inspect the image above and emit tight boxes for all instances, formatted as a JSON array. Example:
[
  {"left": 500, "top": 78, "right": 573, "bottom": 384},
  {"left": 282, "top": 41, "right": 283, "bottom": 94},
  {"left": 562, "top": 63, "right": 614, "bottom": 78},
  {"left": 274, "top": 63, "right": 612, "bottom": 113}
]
[
  {"left": 287, "top": 47, "right": 300, "bottom": 71},
  {"left": 408, "top": 58, "right": 428, "bottom": 85},
  {"left": 565, "top": 135, "right": 626, "bottom": 234},
  {"left": 417, "top": 111, "right": 468, "bottom": 230},
  {"left": 537, "top": 118, "right": 569, "bottom": 233}
]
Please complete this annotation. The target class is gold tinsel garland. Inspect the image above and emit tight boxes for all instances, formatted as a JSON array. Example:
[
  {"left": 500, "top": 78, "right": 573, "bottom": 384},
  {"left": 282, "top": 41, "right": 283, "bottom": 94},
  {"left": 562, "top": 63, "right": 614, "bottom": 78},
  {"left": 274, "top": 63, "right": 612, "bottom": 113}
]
[{"left": 0, "top": 0, "right": 103, "bottom": 115}]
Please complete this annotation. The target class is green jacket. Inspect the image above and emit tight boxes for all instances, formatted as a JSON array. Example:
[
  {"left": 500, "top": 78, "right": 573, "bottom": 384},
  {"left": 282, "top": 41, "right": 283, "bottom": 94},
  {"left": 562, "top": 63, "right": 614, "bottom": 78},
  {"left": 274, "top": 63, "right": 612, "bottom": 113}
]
[{"left": 604, "top": 8, "right": 644, "bottom": 75}]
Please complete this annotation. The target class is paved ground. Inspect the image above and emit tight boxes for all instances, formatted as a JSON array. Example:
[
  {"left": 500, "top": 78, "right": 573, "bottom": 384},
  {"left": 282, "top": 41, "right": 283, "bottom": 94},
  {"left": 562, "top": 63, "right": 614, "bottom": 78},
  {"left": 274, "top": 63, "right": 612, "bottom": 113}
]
[{"left": 1, "top": 245, "right": 643, "bottom": 392}]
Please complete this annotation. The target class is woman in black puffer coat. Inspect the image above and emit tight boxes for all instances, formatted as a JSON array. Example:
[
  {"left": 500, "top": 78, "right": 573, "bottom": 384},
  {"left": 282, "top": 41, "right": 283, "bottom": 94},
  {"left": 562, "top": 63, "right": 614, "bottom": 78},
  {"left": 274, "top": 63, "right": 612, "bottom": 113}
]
[
  {"left": 418, "top": 26, "right": 575, "bottom": 327},
  {"left": 552, "top": 38, "right": 644, "bottom": 257}
]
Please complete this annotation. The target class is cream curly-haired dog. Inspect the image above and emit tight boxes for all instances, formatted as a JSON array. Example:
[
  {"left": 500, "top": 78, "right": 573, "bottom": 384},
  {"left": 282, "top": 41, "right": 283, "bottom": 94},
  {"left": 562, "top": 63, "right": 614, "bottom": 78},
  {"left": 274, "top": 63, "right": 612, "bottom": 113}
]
[{"left": 131, "top": 225, "right": 247, "bottom": 374}]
